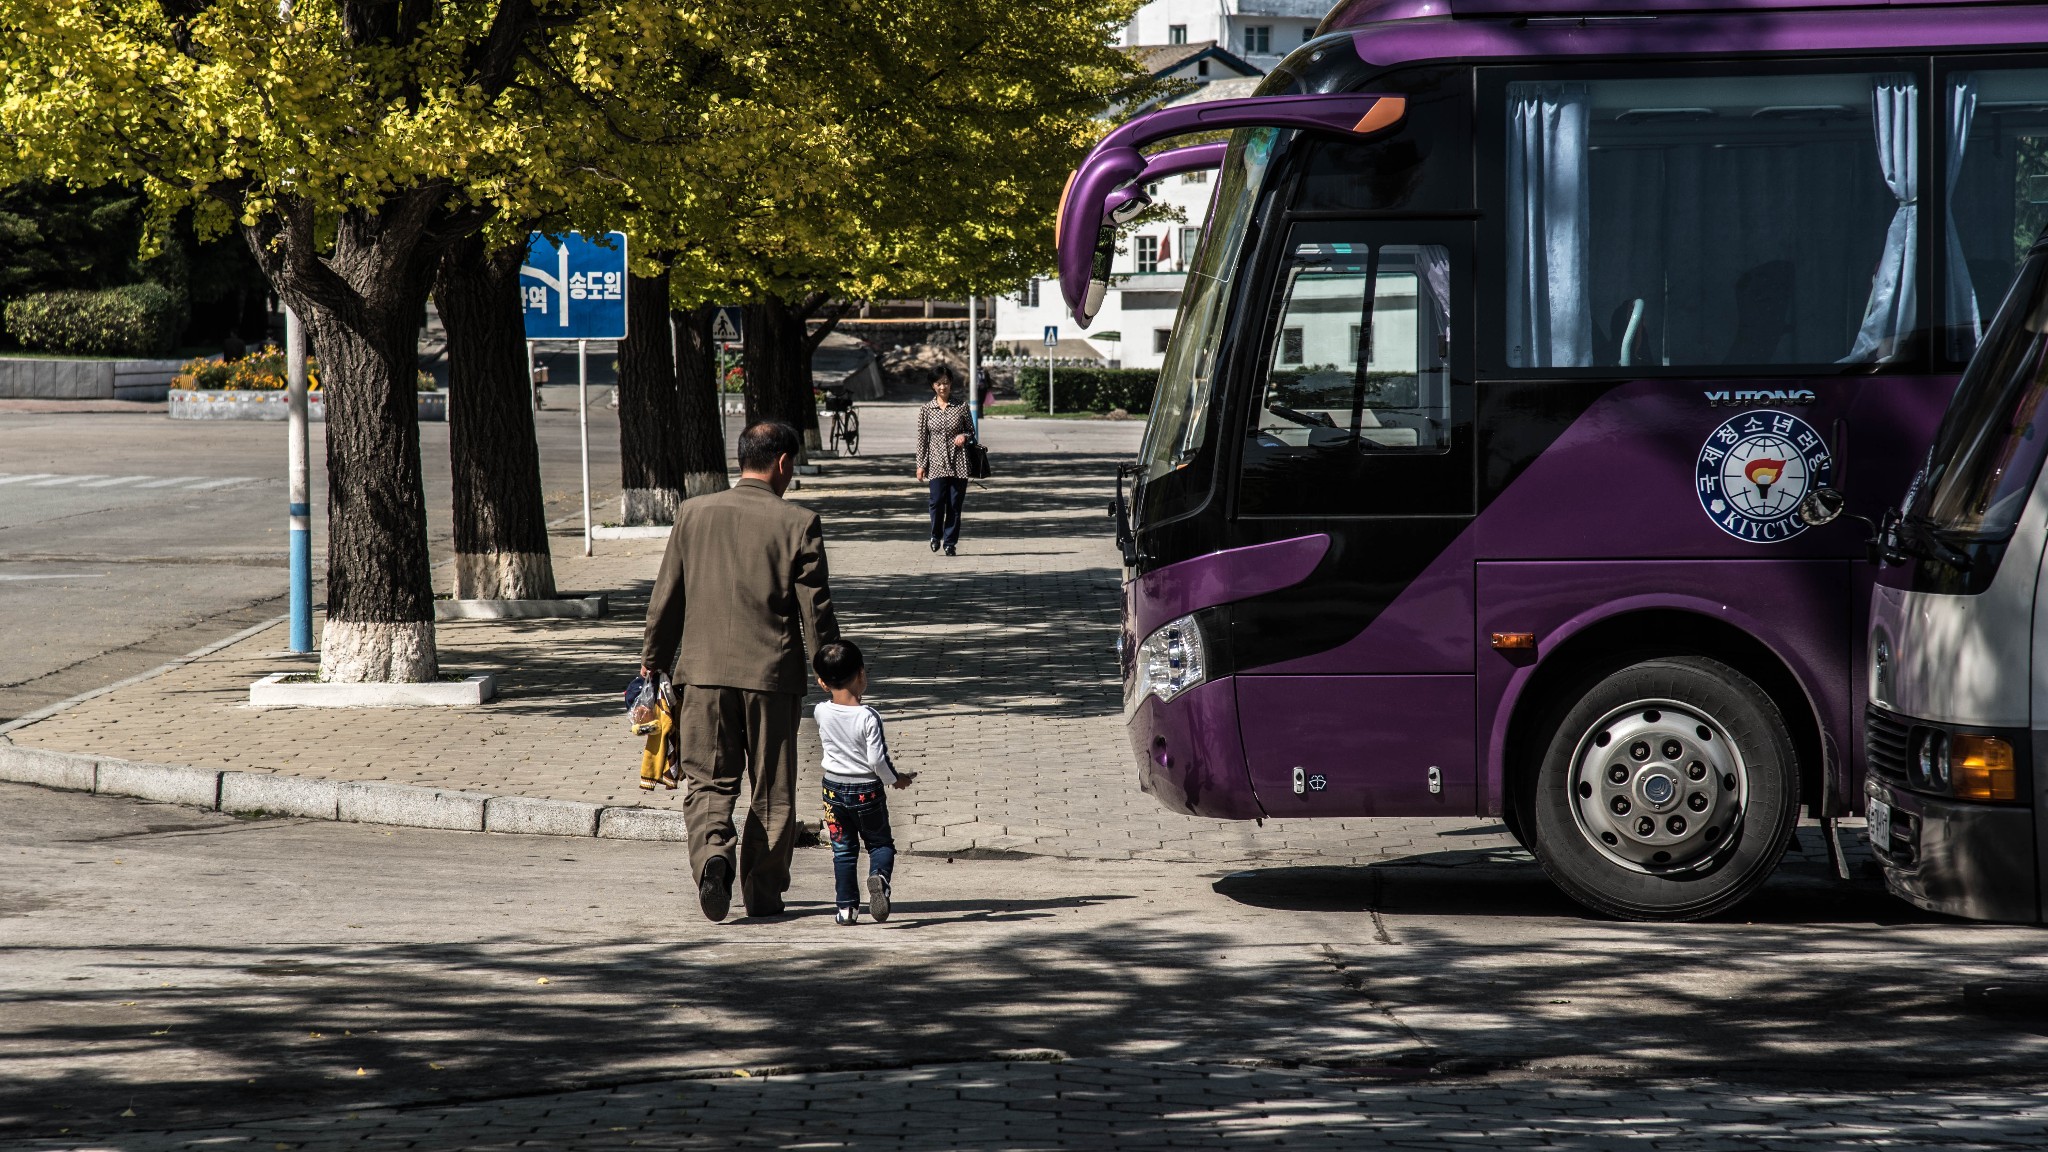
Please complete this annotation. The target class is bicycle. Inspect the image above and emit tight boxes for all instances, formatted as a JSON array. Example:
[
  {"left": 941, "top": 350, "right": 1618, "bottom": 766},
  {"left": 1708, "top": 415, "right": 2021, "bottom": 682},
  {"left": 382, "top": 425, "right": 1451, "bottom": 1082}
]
[{"left": 819, "top": 384, "right": 860, "bottom": 456}]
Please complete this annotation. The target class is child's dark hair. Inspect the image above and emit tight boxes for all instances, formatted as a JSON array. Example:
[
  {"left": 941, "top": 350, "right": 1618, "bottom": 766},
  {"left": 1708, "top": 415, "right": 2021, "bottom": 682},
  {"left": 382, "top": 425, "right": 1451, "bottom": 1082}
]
[{"left": 814, "top": 640, "right": 865, "bottom": 689}]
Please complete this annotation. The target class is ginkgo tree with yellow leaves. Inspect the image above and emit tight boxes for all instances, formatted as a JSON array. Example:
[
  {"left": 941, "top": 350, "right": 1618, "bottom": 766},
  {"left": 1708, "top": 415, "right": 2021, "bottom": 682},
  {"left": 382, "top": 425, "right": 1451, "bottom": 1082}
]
[
  {"left": 0, "top": 0, "right": 1152, "bottom": 684},
  {"left": 0, "top": 0, "right": 623, "bottom": 681}
]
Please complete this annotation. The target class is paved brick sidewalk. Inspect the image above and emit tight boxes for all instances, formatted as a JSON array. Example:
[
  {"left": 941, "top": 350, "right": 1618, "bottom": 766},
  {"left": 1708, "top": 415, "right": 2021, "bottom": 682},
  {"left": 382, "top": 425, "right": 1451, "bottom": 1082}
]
[
  {"left": 48, "top": 1058, "right": 2048, "bottom": 1150},
  {"left": 1, "top": 416, "right": 1857, "bottom": 869}
]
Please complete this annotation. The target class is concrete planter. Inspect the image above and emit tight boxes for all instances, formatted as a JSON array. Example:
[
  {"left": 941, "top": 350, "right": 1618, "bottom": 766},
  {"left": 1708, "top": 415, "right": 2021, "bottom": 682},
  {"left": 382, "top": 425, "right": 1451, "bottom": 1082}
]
[
  {"left": 169, "top": 389, "right": 447, "bottom": 422},
  {"left": 0, "top": 357, "right": 183, "bottom": 401},
  {"left": 590, "top": 525, "right": 672, "bottom": 540},
  {"left": 249, "top": 672, "right": 495, "bottom": 707}
]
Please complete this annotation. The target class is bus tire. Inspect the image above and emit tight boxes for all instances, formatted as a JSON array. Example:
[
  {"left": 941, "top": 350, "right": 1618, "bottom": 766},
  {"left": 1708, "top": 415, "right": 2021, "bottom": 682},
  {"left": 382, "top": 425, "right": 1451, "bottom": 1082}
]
[{"left": 1529, "top": 655, "right": 1799, "bottom": 921}]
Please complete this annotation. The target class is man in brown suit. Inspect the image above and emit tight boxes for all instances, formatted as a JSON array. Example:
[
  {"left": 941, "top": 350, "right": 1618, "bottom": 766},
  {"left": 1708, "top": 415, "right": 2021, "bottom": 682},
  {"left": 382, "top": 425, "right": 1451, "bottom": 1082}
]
[{"left": 640, "top": 421, "right": 839, "bottom": 921}]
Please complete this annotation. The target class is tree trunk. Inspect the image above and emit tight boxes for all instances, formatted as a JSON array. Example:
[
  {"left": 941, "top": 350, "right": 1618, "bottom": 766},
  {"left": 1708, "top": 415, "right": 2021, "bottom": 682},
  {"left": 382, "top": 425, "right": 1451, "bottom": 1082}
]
[
  {"left": 434, "top": 233, "right": 557, "bottom": 600},
  {"left": 303, "top": 298, "right": 438, "bottom": 683},
  {"left": 742, "top": 296, "right": 818, "bottom": 450},
  {"left": 616, "top": 268, "right": 689, "bottom": 524},
  {"left": 673, "top": 304, "right": 731, "bottom": 497},
  {"left": 243, "top": 196, "right": 450, "bottom": 683}
]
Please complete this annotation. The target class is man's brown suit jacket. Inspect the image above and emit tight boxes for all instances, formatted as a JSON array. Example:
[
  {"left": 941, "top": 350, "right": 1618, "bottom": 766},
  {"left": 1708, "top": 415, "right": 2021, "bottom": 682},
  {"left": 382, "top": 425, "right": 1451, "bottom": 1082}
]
[{"left": 639, "top": 478, "right": 840, "bottom": 694}]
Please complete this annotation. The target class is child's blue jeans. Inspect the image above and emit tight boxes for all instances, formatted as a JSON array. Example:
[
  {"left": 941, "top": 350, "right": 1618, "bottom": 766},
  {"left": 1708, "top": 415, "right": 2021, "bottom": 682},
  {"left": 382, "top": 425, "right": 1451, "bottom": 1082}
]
[{"left": 823, "top": 778, "right": 896, "bottom": 909}]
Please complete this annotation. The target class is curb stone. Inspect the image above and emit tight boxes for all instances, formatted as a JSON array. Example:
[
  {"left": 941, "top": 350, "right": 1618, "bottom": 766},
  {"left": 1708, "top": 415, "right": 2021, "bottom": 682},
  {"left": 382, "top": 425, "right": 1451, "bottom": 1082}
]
[
  {"left": 221, "top": 771, "right": 341, "bottom": 820},
  {"left": 486, "top": 795, "right": 603, "bottom": 837},
  {"left": 0, "top": 742, "right": 690, "bottom": 843},
  {"left": 339, "top": 782, "right": 491, "bottom": 831},
  {"left": 96, "top": 759, "right": 221, "bottom": 809},
  {"left": 598, "top": 805, "right": 691, "bottom": 841}
]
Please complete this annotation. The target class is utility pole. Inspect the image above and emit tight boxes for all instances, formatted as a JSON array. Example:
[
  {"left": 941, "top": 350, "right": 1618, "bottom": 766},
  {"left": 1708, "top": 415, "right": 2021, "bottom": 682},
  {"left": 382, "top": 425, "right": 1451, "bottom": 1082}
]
[{"left": 286, "top": 309, "right": 313, "bottom": 653}]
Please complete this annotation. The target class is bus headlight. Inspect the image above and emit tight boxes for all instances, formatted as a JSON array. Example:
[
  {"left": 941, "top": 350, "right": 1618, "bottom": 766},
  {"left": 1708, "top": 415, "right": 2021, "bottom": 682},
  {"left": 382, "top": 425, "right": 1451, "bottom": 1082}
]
[
  {"left": 1914, "top": 728, "right": 1949, "bottom": 792},
  {"left": 1132, "top": 614, "right": 1207, "bottom": 708}
]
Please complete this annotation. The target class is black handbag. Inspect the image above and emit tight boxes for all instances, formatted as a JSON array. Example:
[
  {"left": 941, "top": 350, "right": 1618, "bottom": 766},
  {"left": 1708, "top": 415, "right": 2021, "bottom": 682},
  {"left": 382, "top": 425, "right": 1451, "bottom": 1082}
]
[{"left": 965, "top": 438, "right": 991, "bottom": 480}]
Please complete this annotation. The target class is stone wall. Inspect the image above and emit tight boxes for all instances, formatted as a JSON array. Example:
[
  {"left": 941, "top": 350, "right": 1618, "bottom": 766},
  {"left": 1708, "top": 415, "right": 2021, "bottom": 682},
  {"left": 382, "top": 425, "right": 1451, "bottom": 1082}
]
[{"left": 0, "top": 358, "right": 184, "bottom": 401}]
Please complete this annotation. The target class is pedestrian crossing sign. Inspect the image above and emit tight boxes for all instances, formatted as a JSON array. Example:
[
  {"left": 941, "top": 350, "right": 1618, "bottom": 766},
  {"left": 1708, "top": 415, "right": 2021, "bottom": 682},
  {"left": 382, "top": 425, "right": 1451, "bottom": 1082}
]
[{"left": 712, "top": 307, "right": 743, "bottom": 346}]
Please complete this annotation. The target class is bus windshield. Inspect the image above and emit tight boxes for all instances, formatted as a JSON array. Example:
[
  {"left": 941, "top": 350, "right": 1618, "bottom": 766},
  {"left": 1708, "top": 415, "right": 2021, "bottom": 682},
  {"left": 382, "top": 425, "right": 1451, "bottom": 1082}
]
[
  {"left": 1137, "top": 128, "right": 1279, "bottom": 486},
  {"left": 1913, "top": 242, "right": 2048, "bottom": 542}
]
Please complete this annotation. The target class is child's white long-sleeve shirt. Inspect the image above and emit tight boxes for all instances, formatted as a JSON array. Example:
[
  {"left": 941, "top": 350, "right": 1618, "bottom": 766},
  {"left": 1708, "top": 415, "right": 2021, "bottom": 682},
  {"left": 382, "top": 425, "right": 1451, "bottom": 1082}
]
[{"left": 816, "top": 701, "right": 900, "bottom": 785}]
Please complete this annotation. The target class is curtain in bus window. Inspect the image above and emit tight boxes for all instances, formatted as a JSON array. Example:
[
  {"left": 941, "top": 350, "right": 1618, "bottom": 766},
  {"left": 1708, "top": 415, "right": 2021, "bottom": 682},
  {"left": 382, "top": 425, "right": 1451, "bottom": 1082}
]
[
  {"left": 1844, "top": 76, "right": 1921, "bottom": 363},
  {"left": 1945, "top": 69, "right": 2048, "bottom": 367},
  {"left": 1947, "top": 75, "right": 1983, "bottom": 360},
  {"left": 1419, "top": 244, "right": 1452, "bottom": 357},
  {"left": 1506, "top": 83, "right": 1592, "bottom": 368}
]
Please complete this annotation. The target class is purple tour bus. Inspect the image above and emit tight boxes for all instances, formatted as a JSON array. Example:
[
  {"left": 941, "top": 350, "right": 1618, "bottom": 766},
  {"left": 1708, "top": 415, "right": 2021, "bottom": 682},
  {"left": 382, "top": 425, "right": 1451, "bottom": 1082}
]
[{"left": 1064, "top": 0, "right": 2048, "bottom": 919}]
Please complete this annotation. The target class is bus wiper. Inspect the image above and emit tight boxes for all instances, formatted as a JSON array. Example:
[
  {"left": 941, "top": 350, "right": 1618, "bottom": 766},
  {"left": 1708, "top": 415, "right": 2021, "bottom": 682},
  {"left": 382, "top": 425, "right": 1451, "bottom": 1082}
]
[{"left": 1108, "top": 462, "right": 1141, "bottom": 568}]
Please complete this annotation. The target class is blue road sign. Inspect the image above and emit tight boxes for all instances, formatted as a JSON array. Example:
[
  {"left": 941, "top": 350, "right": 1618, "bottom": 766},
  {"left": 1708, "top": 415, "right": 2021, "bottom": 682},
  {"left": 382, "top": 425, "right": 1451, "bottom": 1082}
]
[
  {"left": 1043, "top": 325, "right": 1058, "bottom": 347},
  {"left": 521, "top": 232, "right": 629, "bottom": 340},
  {"left": 711, "top": 306, "right": 743, "bottom": 345}
]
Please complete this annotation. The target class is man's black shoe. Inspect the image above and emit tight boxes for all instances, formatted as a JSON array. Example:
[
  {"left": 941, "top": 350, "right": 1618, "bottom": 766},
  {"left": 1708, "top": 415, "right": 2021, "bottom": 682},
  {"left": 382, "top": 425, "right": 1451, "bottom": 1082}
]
[
  {"left": 698, "top": 858, "right": 732, "bottom": 922},
  {"left": 929, "top": 538, "right": 940, "bottom": 552},
  {"left": 943, "top": 544, "right": 957, "bottom": 557}
]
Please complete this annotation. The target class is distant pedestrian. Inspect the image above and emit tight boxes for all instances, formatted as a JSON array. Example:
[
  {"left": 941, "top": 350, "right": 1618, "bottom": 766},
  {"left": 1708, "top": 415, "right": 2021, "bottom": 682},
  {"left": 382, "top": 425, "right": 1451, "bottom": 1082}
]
[
  {"left": 916, "top": 366, "right": 975, "bottom": 556},
  {"left": 813, "top": 640, "right": 916, "bottom": 925},
  {"left": 640, "top": 421, "right": 840, "bottom": 922}
]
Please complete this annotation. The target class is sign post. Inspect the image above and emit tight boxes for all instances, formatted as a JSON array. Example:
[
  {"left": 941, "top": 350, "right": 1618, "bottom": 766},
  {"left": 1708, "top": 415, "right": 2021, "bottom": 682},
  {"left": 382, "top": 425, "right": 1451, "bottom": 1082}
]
[
  {"left": 285, "top": 309, "right": 312, "bottom": 653},
  {"left": 711, "top": 306, "right": 743, "bottom": 451},
  {"left": 521, "top": 232, "right": 628, "bottom": 557},
  {"left": 967, "top": 293, "right": 981, "bottom": 431},
  {"left": 1043, "top": 325, "right": 1059, "bottom": 416}
]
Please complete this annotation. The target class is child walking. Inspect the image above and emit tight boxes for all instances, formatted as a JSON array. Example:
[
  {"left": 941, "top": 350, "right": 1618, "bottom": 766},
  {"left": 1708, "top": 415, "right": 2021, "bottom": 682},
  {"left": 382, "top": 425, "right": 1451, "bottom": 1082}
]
[{"left": 814, "top": 641, "right": 915, "bottom": 925}]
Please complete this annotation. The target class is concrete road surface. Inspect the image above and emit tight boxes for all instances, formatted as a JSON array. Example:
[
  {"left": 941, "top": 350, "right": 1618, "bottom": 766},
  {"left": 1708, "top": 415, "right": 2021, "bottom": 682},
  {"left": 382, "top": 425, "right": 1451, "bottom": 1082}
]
[{"left": 6, "top": 781, "right": 2048, "bottom": 1147}]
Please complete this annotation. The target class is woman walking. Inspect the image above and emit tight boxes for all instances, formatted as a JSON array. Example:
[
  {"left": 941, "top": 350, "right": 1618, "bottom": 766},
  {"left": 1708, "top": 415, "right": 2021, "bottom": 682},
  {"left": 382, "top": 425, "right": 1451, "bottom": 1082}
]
[{"left": 915, "top": 366, "right": 975, "bottom": 556}]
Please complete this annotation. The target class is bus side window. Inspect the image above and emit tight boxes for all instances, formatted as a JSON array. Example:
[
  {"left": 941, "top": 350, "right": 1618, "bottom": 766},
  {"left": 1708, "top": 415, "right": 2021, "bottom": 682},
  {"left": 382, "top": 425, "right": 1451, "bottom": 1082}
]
[
  {"left": 1239, "top": 237, "right": 1459, "bottom": 517},
  {"left": 1946, "top": 66, "right": 2048, "bottom": 364},
  {"left": 1497, "top": 67, "right": 1927, "bottom": 372}
]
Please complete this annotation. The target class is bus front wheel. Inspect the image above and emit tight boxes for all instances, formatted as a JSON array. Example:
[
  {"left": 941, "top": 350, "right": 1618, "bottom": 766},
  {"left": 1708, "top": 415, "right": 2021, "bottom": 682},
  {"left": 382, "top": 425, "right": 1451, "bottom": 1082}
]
[{"left": 1529, "top": 655, "right": 1799, "bottom": 921}]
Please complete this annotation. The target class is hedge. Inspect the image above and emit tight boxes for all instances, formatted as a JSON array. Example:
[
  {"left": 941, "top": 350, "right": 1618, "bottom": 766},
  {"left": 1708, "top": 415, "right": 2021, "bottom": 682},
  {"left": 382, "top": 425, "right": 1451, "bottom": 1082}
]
[
  {"left": 1016, "top": 366, "right": 1156, "bottom": 414},
  {"left": 3, "top": 283, "right": 183, "bottom": 356}
]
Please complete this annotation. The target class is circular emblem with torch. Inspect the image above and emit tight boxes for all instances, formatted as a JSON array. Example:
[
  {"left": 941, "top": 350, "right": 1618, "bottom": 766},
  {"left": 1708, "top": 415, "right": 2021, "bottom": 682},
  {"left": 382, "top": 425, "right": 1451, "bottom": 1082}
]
[{"left": 1695, "top": 409, "right": 1833, "bottom": 543}]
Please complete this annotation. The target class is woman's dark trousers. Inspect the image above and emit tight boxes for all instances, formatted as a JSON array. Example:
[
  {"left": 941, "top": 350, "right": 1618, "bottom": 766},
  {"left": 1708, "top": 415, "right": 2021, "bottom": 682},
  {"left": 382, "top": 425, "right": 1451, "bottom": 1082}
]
[{"left": 928, "top": 477, "right": 967, "bottom": 548}]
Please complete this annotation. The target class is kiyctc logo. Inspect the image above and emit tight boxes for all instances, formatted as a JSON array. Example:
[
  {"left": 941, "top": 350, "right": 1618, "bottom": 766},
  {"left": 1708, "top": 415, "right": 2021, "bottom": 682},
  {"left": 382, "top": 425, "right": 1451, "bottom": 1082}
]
[{"left": 1696, "top": 410, "right": 1833, "bottom": 542}]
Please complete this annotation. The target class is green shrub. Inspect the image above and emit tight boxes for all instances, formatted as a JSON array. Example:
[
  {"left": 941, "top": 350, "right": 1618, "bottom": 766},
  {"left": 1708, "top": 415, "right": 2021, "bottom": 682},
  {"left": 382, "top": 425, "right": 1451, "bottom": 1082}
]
[
  {"left": 1015, "top": 366, "right": 1156, "bottom": 414},
  {"left": 3, "top": 283, "right": 184, "bottom": 356}
]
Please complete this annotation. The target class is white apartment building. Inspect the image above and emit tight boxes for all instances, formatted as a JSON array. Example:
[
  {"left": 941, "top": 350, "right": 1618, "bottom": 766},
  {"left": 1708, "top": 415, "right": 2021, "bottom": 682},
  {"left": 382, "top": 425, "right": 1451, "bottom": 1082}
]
[
  {"left": 1124, "top": 0, "right": 1331, "bottom": 73},
  {"left": 995, "top": 0, "right": 1334, "bottom": 369},
  {"left": 997, "top": 145, "right": 1232, "bottom": 369}
]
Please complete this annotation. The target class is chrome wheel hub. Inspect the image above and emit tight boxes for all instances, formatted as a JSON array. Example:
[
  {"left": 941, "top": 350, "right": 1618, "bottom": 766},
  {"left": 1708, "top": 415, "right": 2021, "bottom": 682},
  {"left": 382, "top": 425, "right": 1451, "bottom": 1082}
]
[{"left": 1568, "top": 699, "right": 1747, "bottom": 874}]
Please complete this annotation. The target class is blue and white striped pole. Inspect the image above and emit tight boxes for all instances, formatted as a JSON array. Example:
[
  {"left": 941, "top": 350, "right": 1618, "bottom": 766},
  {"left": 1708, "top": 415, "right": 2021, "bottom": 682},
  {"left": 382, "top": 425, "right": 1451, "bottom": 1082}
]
[{"left": 286, "top": 308, "right": 313, "bottom": 652}]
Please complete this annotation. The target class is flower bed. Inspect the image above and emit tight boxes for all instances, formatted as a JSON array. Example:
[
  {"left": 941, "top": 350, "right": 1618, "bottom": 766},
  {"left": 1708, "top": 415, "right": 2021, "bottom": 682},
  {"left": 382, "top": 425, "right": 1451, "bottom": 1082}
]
[{"left": 168, "top": 351, "right": 442, "bottom": 420}]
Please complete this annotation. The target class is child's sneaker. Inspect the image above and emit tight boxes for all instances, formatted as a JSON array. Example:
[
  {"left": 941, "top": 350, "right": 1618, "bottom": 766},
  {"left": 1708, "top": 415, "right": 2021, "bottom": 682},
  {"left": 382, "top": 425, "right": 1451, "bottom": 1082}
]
[
  {"left": 867, "top": 873, "right": 892, "bottom": 922},
  {"left": 835, "top": 904, "right": 859, "bottom": 926}
]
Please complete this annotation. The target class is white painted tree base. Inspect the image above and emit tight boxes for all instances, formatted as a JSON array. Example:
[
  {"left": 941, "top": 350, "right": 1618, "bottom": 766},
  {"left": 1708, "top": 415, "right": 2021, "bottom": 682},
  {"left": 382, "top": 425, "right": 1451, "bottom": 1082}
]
[
  {"left": 319, "top": 619, "right": 438, "bottom": 683},
  {"left": 454, "top": 551, "right": 556, "bottom": 600},
  {"left": 620, "top": 487, "right": 679, "bottom": 526},
  {"left": 435, "top": 596, "right": 606, "bottom": 621},
  {"left": 250, "top": 672, "right": 495, "bottom": 707}
]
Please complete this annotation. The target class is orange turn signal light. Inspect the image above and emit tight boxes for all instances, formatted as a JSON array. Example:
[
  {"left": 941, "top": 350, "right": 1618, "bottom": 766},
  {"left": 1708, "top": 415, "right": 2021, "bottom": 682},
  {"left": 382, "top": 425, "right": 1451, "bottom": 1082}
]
[
  {"left": 1491, "top": 632, "right": 1537, "bottom": 651},
  {"left": 1953, "top": 734, "right": 2018, "bottom": 802}
]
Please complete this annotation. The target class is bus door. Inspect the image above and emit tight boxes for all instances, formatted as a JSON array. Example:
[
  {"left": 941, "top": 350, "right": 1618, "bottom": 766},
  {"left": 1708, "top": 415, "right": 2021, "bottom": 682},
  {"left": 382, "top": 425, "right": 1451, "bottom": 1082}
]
[{"left": 1229, "top": 221, "right": 1478, "bottom": 817}]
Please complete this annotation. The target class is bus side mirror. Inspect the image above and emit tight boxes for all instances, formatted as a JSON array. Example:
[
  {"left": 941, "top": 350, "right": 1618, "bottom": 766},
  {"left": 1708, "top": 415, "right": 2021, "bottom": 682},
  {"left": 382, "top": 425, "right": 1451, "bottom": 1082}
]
[{"left": 1797, "top": 487, "right": 1847, "bottom": 527}]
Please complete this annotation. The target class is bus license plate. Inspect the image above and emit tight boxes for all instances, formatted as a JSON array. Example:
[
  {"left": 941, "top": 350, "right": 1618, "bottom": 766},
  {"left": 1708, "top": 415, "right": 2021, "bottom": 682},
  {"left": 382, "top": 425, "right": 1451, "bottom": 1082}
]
[{"left": 1866, "top": 797, "right": 1891, "bottom": 853}]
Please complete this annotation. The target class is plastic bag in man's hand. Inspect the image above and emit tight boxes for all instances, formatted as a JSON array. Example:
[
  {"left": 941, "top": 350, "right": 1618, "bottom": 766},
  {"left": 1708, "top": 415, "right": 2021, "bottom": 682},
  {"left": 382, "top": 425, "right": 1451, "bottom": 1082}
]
[{"left": 625, "top": 675, "right": 661, "bottom": 733}]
